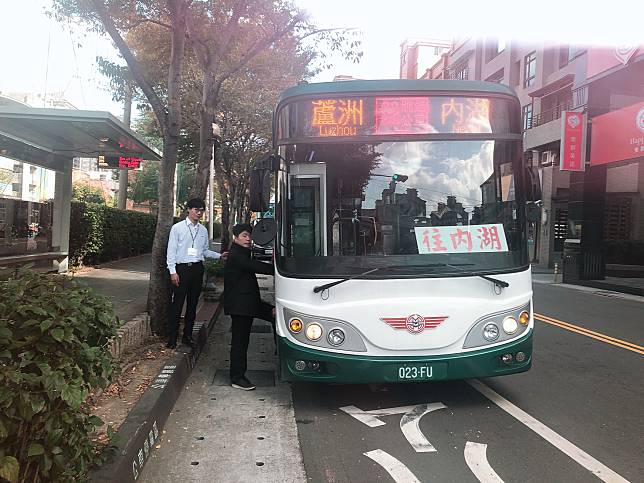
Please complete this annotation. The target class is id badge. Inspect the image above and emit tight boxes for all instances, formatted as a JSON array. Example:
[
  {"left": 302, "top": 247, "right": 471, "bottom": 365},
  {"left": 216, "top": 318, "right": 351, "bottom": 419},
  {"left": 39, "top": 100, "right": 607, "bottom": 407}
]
[{"left": 187, "top": 247, "right": 198, "bottom": 256}]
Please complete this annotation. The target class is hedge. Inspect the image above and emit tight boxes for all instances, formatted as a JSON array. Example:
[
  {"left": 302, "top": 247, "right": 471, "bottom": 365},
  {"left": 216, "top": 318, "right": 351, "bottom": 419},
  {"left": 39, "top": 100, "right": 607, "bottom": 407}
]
[
  {"left": 69, "top": 202, "right": 157, "bottom": 267},
  {"left": 0, "top": 269, "right": 120, "bottom": 482}
]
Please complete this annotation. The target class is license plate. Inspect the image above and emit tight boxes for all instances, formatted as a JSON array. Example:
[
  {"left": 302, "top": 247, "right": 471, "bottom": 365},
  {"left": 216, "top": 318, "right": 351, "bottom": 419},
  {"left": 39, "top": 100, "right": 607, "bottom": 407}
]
[{"left": 396, "top": 363, "right": 446, "bottom": 381}]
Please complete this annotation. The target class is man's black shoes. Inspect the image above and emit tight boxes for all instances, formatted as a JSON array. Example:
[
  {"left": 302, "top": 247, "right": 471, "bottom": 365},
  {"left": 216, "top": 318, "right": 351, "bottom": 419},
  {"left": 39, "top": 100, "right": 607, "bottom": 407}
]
[
  {"left": 231, "top": 377, "right": 256, "bottom": 391},
  {"left": 166, "top": 340, "right": 177, "bottom": 349}
]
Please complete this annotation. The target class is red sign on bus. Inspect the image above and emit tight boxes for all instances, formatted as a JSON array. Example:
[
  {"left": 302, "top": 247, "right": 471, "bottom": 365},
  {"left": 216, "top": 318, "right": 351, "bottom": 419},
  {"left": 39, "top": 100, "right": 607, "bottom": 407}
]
[{"left": 374, "top": 97, "right": 430, "bottom": 134}]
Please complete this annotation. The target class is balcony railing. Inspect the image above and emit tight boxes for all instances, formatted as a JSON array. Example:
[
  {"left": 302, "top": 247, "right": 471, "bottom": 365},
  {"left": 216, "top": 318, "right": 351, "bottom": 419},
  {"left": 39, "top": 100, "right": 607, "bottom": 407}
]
[
  {"left": 531, "top": 100, "right": 572, "bottom": 128},
  {"left": 572, "top": 85, "right": 588, "bottom": 109}
]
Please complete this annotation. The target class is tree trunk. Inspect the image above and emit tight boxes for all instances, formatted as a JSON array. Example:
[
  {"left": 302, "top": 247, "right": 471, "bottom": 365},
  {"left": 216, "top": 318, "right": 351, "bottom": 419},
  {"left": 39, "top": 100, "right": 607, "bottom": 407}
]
[
  {"left": 147, "top": 0, "right": 188, "bottom": 335},
  {"left": 191, "top": 76, "right": 219, "bottom": 201},
  {"left": 147, "top": 135, "right": 177, "bottom": 334}
]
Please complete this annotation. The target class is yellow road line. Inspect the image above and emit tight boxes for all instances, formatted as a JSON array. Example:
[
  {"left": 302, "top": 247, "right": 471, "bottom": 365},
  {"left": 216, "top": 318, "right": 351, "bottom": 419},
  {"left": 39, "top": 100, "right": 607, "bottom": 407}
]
[
  {"left": 534, "top": 313, "right": 644, "bottom": 355},
  {"left": 535, "top": 312, "right": 644, "bottom": 350}
]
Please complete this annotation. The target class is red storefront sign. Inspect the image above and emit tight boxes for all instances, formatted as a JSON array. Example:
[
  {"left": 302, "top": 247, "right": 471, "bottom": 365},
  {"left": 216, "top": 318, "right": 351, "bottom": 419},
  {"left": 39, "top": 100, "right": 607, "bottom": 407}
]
[
  {"left": 590, "top": 101, "right": 644, "bottom": 166},
  {"left": 560, "top": 112, "right": 585, "bottom": 171}
]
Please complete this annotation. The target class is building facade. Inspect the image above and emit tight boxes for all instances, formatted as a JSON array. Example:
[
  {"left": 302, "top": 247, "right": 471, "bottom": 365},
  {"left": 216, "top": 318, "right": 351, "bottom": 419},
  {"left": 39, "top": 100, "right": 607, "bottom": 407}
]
[
  {"left": 407, "top": 38, "right": 644, "bottom": 279},
  {"left": 400, "top": 39, "right": 452, "bottom": 80}
]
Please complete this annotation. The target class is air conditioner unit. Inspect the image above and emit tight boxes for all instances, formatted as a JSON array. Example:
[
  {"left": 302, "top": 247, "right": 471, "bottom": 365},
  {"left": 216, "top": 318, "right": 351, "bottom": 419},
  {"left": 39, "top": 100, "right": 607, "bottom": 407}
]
[{"left": 540, "top": 150, "right": 556, "bottom": 166}]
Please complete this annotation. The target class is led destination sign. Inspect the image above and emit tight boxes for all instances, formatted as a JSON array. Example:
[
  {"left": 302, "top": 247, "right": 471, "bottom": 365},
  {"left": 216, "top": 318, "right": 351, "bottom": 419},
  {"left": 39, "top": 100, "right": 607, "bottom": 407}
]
[
  {"left": 298, "top": 96, "right": 497, "bottom": 138},
  {"left": 99, "top": 155, "right": 142, "bottom": 169}
]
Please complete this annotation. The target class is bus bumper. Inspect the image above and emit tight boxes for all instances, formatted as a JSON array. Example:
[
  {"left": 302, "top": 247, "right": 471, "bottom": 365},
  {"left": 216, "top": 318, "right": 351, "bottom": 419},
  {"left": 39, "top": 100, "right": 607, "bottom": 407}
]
[{"left": 278, "top": 330, "right": 533, "bottom": 383}]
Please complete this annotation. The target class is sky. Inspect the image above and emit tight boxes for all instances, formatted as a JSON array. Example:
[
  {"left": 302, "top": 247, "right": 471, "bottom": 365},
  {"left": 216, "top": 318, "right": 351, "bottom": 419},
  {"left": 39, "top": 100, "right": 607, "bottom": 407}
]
[{"left": 0, "top": 0, "right": 642, "bottom": 118}]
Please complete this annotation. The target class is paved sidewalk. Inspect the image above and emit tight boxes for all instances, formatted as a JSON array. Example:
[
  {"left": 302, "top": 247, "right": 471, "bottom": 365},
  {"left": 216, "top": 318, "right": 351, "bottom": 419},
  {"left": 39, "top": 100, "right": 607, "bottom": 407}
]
[
  {"left": 531, "top": 264, "right": 644, "bottom": 298},
  {"left": 138, "top": 274, "right": 306, "bottom": 483},
  {"left": 72, "top": 254, "right": 151, "bottom": 322}
]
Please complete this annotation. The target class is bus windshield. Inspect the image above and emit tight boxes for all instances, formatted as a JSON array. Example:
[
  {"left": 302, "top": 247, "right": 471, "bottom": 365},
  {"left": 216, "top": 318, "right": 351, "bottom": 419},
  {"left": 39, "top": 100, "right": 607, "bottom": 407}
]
[{"left": 277, "top": 139, "right": 528, "bottom": 278}]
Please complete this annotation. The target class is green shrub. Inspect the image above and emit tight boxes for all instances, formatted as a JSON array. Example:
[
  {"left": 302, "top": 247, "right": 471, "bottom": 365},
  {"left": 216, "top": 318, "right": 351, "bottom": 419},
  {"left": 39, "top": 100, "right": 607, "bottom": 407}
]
[
  {"left": 0, "top": 269, "right": 120, "bottom": 482},
  {"left": 69, "top": 202, "right": 157, "bottom": 266},
  {"left": 204, "top": 258, "right": 225, "bottom": 280}
]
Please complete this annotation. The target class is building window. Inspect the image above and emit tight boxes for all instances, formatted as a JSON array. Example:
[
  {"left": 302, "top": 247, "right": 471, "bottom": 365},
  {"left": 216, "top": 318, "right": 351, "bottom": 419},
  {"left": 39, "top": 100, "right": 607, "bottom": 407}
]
[
  {"left": 523, "top": 52, "right": 536, "bottom": 88},
  {"left": 486, "top": 38, "right": 506, "bottom": 62},
  {"left": 451, "top": 64, "right": 469, "bottom": 80},
  {"left": 559, "top": 45, "right": 586, "bottom": 68},
  {"left": 522, "top": 103, "right": 533, "bottom": 130}
]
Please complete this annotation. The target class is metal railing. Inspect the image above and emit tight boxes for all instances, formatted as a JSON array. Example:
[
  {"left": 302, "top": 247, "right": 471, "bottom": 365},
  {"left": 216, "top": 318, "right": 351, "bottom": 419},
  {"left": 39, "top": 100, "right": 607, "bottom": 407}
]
[
  {"left": 532, "top": 100, "right": 573, "bottom": 127},
  {"left": 572, "top": 85, "right": 588, "bottom": 109}
]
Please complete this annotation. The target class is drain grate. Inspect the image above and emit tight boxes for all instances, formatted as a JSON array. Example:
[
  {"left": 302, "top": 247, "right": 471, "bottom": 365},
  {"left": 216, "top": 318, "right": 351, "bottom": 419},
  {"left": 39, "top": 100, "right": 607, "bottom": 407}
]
[{"left": 593, "top": 291, "right": 620, "bottom": 298}]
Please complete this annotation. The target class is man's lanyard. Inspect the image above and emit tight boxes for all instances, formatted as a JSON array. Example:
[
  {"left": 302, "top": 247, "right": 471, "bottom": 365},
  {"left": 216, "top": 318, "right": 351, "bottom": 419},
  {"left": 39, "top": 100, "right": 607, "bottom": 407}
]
[{"left": 187, "top": 222, "right": 199, "bottom": 248}]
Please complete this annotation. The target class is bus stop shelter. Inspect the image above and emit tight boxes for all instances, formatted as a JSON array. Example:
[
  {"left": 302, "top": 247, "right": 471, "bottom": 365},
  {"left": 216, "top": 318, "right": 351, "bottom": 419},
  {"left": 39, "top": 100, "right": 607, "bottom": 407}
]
[{"left": 0, "top": 105, "right": 161, "bottom": 273}]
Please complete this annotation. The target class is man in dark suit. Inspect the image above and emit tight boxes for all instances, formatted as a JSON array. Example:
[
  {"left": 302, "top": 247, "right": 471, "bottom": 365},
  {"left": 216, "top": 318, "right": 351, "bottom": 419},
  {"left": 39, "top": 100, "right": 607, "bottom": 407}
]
[{"left": 224, "top": 223, "right": 275, "bottom": 390}]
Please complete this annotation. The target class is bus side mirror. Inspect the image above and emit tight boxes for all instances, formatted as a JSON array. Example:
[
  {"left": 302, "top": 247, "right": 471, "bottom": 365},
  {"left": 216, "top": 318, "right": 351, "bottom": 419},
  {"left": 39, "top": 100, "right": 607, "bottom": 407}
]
[{"left": 250, "top": 153, "right": 277, "bottom": 212}]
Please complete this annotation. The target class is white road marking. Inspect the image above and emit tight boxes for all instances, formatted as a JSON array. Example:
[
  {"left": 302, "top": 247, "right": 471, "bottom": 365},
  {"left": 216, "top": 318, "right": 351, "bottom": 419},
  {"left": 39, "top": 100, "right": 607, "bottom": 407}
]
[
  {"left": 341, "top": 403, "right": 446, "bottom": 452},
  {"left": 340, "top": 404, "right": 418, "bottom": 428},
  {"left": 364, "top": 449, "right": 421, "bottom": 483},
  {"left": 464, "top": 442, "right": 505, "bottom": 483},
  {"left": 400, "top": 403, "right": 447, "bottom": 452},
  {"left": 468, "top": 379, "right": 629, "bottom": 483}
]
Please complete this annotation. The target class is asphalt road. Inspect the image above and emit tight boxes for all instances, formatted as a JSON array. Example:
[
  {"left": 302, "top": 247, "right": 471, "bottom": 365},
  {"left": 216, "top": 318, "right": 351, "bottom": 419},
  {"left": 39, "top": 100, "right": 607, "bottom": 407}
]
[{"left": 292, "top": 282, "right": 644, "bottom": 483}]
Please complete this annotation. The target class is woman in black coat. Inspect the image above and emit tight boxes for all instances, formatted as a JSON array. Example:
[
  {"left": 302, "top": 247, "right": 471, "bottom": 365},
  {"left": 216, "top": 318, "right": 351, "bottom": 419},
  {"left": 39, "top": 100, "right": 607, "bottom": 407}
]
[{"left": 224, "top": 223, "right": 275, "bottom": 390}]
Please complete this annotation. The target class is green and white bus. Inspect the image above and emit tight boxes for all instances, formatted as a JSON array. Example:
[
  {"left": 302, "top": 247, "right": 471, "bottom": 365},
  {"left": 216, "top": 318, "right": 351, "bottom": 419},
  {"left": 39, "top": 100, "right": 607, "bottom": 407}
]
[{"left": 251, "top": 79, "right": 540, "bottom": 383}]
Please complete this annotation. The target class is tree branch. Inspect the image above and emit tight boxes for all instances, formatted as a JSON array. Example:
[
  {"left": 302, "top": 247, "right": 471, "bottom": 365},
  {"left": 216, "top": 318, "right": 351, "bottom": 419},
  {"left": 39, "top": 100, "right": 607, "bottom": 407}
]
[
  {"left": 89, "top": 0, "right": 167, "bottom": 128},
  {"left": 218, "top": 13, "right": 305, "bottom": 84}
]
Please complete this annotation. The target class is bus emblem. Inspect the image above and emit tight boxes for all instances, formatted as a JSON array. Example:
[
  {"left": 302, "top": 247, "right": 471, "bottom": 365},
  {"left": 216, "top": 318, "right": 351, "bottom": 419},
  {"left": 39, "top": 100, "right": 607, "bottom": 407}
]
[{"left": 381, "top": 315, "right": 448, "bottom": 334}]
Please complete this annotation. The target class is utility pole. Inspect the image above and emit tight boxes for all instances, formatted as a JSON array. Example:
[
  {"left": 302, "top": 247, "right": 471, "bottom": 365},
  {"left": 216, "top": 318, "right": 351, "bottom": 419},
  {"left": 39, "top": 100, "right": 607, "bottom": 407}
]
[{"left": 118, "top": 82, "right": 133, "bottom": 210}]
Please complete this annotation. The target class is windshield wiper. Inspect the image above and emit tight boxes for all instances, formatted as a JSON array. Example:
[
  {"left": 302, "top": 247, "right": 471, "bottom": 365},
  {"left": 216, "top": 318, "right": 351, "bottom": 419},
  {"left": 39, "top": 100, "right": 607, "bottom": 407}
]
[
  {"left": 313, "top": 267, "right": 384, "bottom": 293},
  {"left": 431, "top": 262, "right": 509, "bottom": 288},
  {"left": 312, "top": 262, "right": 509, "bottom": 294}
]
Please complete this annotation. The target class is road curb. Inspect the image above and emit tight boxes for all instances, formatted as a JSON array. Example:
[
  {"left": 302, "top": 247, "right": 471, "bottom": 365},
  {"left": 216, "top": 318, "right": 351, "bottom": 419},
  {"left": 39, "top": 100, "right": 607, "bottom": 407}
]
[{"left": 89, "top": 297, "right": 223, "bottom": 482}]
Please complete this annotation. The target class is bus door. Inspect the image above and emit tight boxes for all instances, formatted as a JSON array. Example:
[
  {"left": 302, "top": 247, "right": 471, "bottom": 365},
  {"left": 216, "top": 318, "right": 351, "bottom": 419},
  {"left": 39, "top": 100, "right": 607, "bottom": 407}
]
[{"left": 288, "top": 163, "right": 327, "bottom": 257}]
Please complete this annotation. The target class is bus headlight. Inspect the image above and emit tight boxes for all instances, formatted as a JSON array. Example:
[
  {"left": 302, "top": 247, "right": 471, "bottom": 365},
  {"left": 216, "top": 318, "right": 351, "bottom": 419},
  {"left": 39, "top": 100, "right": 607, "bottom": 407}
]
[
  {"left": 289, "top": 318, "right": 303, "bottom": 333},
  {"left": 463, "top": 303, "right": 531, "bottom": 349},
  {"left": 502, "top": 317, "right": 518, "bottom": 335},
  {"left": 327, "top": 328, "right": 345, "bottom": 346},
  {"left": 305, "top": 323, "right": 323, "bottom": 341},
  {"left": 483, "top": 323, "right": 499, "bottom": 341}
]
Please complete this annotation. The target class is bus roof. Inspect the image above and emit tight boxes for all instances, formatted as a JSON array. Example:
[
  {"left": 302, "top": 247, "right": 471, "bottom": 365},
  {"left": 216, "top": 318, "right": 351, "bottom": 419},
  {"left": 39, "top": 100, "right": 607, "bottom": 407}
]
[{"left": 278, "top": 79, "right": 518, "bottom": 104}]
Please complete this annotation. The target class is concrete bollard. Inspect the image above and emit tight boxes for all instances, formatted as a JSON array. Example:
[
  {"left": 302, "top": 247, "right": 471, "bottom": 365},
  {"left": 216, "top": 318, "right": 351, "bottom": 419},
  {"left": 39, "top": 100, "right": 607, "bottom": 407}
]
[{"left": 553, "top": 262, "right": 560, "bottom": 284}]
